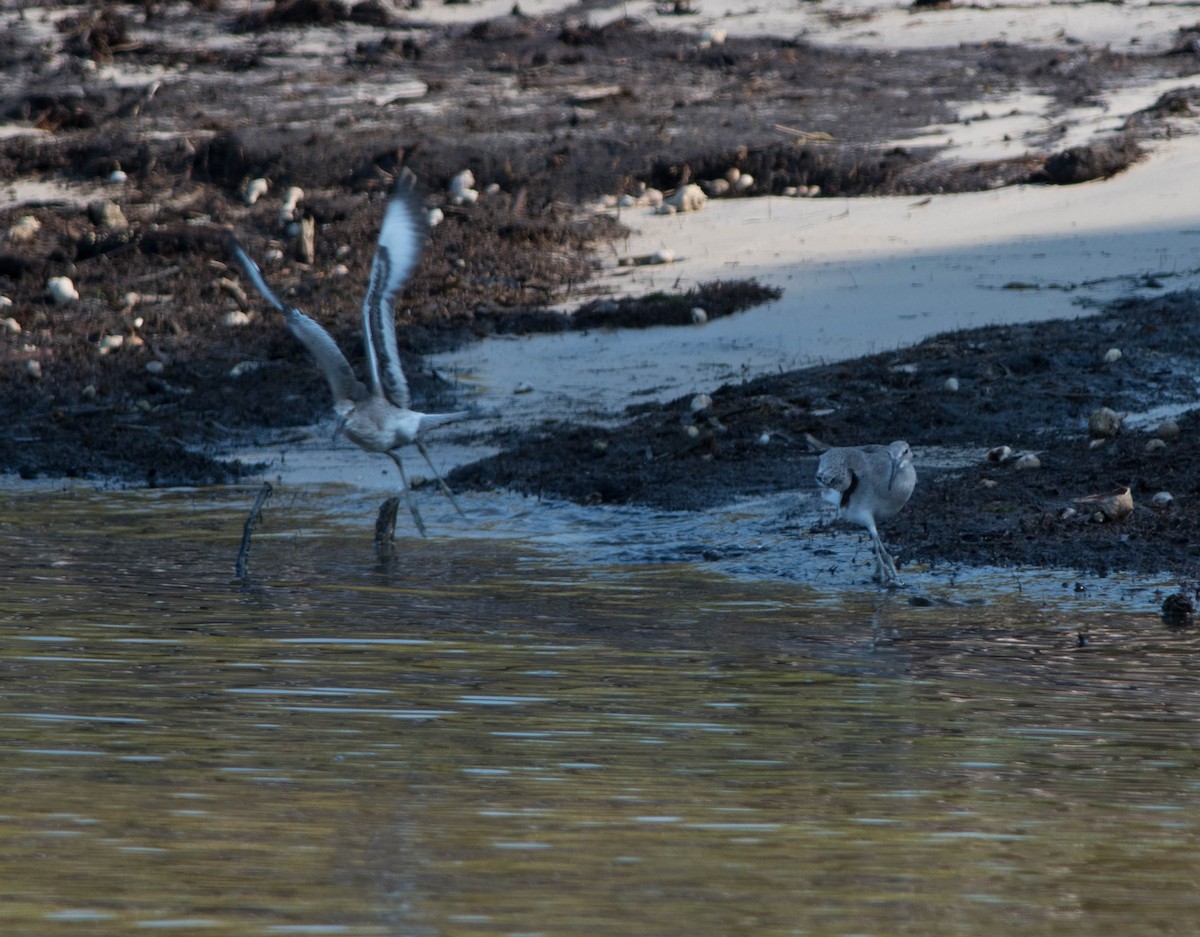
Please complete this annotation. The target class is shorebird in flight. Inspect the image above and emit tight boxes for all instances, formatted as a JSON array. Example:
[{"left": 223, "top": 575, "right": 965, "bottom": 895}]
[
  {"left": 816, "top": 441, "right": 916, "bottom": 584},
  {"left": 231, "top": 169, "right": 467, "bottom": 536}
]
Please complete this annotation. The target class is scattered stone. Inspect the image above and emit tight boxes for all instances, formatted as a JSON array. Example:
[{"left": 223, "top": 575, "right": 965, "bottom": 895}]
[
  {"left": 690, "top": 393, "right": 713, "bottom": 412},
  {"left": 145, "top": 360, "right": 165, "bottom": 375},
  {"left": 81, "top": 384, "right": 97, "bottom": 399},
  {"left": 427, "top": 207, "right": 444, "bottom": 227},
  {"left": 659, "top": 184, "right": 707, "bottom": 214},
  {"left": 47, "top": 276, "right": 79, "bottom": 304},
  {"left": 1014, "top": 452, "right": 1041, "bottom": 470},
  {"left": 223, "top": 310, "right": 253, "bottom": 327},
  {"left": 25, "top": 360, "right": 41, "bottom": 380},
  {"left": 513, "top": 382, "right": 534, "bottom": 394},
  {"left": 1162, "top": 592, "right": 1194, "bottom": 626},
  {"left": 244, "top": 177, "right": 269, "bottom": 205},
  {"left": 279, "top": 186, "right": 304, "bottom": 225},
  {"left": 1151, "top": 491, "right": 1174, "bottom": 508},
  {"left": 1088, "top": 406, "right": 1125, "bottom": 438},
  {"left": 691, "top": 307, "right": 708, "bottom": 324},
  {"left": 1103, "top": 347, "right": 1122, "bottom": 363},
  {"left": 450, "top": 169, "right": 479, "bottom": 205},
  {"left": 757, "top": 432, "right": 770, "bottom": 446},
  {"left": 7, "top": 215, "right": 41, "bottom": 244},
  {"left": 1156, "top": 419, "right": 1181, "bottom": 440},
  {"left": 108, "top": 168, "right": 128, "bottom": 184},
  {"left": 986, "top": 445, "right": 1013, "bottom": 463},
  {"left": 944, "top": 376, "right": 960, "bottom": 392},
  {"left": 2, "top": 316, "right": 20, "bottom": 335},
  {"left": 98, "top": 334, "right": 124, "bottom": 355},
  {"left": 1145, "top": 437, "right": 1167, "bottom": 455},
  {"left": 88, "top": 200, "right": 128, "bottom": 230}
]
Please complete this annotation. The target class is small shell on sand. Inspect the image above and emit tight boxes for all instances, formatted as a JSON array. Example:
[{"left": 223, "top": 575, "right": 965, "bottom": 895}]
[{"left": 244, "top": 177, "right": 269, "bottom": 205}]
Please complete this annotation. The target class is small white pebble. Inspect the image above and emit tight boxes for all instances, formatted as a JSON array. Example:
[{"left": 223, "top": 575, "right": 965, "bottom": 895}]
[
  {"left": 1014, "top": 452, "right": 1041, "bottom": 470},
  {"left": 7, "top": 215, "right": 41, "bottom": 243},
  {"left": 1145, "top": 437, "right": 1167, "bottom": 454},
  {"left": 691, "top": 307, "right": 708, "bottom": 325},
  {"left": 757, "top": 432, "right": 770, "bottom": 446},
  {"left": 244, "top": 177, "right": 269, "bottom": 205},
  {"left": 81, "top": 384, "right": 97, "bottom": 399},
  {"left": 685, "top": 424, "right": 700, "bottom": 439},
  {"left": 279, "top": 186, "right": 304, "bottom": 225},
  {"left": 427, "top": 207, "right": 444, "bottom": 227},
  {"left": 651, "top": 248, "right": 675, "bottom": 264},
  {"left": 618, "top": 193, "right": 638, "bottom": 207},
  {"left": 725, "top": 167, "right": 741, "bottom": 183},
  {"left": 734, "top": 173, "right": 755, "bottom": 192},
  {"left": 25, "top": 359, "right": 41, "bottom": 379},
  {"left": 978, "top": 478, "right": 998, "bottom": 489},
  {"left": 484, "top": 182, "right": 501, "bottom": 195},
  {"left": 690, "top": 393, "right": 713, "bottom": 412},
  {"left": 98, "top": 334, "right": 124, "bottom": 355},
  {"left": 108, "top": 169, "right": 128, "bottom": 184},
  {"left": 1103, "top": 347, "right": 1122, "bottom": 363},
  {"left": 1152, "top": 491, "right": 1174, "bottom": 508},
  {"left": 783, "top": 186, "right": 800, "bottom": 197},
  {"left": 264, "top": 248, "right": 285, "bottom": 263},
  {"left": 2, "top": 316, "right": 20, "bottom": 335},
  {"left": 333, "top": 263, "right": 350, "bottom": 277},
  {"left": 701, "top": 26, "right": 727, "bottom": 46},
  {"left": 0, "top": 295, "right": 11, "bottom": 307},
  {"left": 47, "top": 276, "right": 79, "bottom": 304},
  {"left": 944, "top": 376, "right": 960, "bottom": 392},
  {"left": 223, "top": 310, "right": 252, "bottom": 327}
]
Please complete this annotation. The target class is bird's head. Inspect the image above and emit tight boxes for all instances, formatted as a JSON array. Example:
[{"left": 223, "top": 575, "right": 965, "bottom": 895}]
[{"left": 887, "top": 440, "right": 913, "bottom": 489}]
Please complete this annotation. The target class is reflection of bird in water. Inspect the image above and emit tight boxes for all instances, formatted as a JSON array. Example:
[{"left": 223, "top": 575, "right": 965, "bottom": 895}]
[
  {"left": 816, "top": 441, "right": 916, "bottom": 584},
  {"left": 231, "top": 169, "right": 467, "bottom": 537}
]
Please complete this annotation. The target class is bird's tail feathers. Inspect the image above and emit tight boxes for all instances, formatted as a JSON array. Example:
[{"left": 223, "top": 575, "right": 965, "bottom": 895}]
[{"left": 417, "top": 410, "right": 471, "bottom": 433}]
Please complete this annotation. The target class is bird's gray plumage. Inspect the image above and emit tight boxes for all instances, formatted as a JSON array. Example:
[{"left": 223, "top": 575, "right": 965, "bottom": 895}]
[{"left": 816, "top": 440, "right": 916, "bottom": 584}]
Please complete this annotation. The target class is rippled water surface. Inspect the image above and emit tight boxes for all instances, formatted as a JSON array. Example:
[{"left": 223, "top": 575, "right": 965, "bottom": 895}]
[{"left": 4, "top": 486, "right": 1200, "bottom": 936}]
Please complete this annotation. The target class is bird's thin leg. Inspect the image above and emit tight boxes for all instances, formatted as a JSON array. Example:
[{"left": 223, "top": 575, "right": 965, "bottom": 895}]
[
  {"left": 868, "top": 528, "right": 897, "bottom": 584},
  {"left": 415, "top": 440, "right": 466, "bottom": 519},
  {"left": 386, "top": 451, "right": 427, "bottom": 537}
]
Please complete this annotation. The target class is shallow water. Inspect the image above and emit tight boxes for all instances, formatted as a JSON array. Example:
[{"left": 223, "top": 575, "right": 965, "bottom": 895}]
[{"left": 3, "top": 486, "right": 1200, "bottom": 936}]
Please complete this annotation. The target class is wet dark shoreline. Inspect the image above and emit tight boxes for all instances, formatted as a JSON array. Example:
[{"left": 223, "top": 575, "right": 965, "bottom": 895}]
[{"left": 3, "top": 4, "right": 1200, "bottom": 575}]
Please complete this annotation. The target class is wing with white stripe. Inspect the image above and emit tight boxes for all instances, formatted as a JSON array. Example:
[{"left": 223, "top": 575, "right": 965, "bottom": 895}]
[
  {"left": 361, "top": 169, "right": 427, "bottom": 410},
  {"left": 231, "top": 241, "right": 365, "bottom": 406}
]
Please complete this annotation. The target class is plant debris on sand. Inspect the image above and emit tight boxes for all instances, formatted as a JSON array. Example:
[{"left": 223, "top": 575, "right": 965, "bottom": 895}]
[{"left": 3, "top": 3, "right": 1200, "bottom": 573}]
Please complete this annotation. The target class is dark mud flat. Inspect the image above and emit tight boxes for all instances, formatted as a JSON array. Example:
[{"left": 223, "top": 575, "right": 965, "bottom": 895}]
[
  {"left": 2, "top": 4, "right": 1200, "bottom": 573},
  {"left": 452, "top": 288, "right": 1200, "bottom": 577}
]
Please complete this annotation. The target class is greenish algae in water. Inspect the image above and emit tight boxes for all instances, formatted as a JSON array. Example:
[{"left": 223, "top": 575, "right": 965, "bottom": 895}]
[{"left": 2, "top": 487, "right": 1200, "bottom": 936}]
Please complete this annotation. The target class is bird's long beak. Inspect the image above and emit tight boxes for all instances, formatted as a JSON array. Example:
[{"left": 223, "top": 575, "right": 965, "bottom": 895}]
[{"left": 887, "top": 455, "right": 900, "bottom": 490}]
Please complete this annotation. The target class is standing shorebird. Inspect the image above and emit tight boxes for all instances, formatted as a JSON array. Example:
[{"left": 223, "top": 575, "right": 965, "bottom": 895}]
[
  {"left": 816, "top": 441, "right": 916, "bottom": 584},
  {"left": 231, "top": 169, "right": 467, "bottom": 537}
]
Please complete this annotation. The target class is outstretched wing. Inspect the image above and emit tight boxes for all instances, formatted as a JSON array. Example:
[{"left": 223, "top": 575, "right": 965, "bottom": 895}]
[
  {"left": 361, "top": 168, "right": 428, "bottom": 410},
  {"left": 231, "top": 240, "right": 366, "bottom": 406}
]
